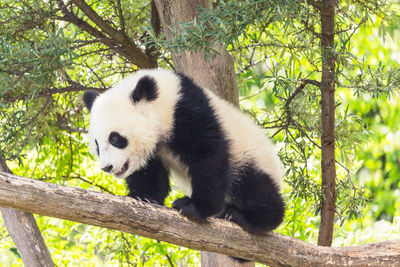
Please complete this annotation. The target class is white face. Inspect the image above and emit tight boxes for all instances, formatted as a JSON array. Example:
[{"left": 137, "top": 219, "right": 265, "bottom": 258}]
[
  {"left": 85, "top": 70, "right": 181, "bottom": 178},
  {"left": 88, "top": 93, "right": 159, "bottom": 178}
]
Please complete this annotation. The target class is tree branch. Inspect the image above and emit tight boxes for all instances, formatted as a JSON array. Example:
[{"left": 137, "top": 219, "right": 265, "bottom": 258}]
[
  {"left": 1, "top": 84, "right": 105, "bottom": 103},
  {"left": 285, "top": 79, "right": 321, "bottom": 109},
  {"left": 55, "top": 0, "right": 156, "bottom": 68},
  {"left": 55, "top": 0, "right": 131, "bottom": 60},
  {"left": 115, "top": 0, "right": 125, "bottom": 33},
  {"left": 69, "top": 0, "right": 156, "bottom": 68},
  {"left": 0, "top": 172, "right": 399, "bottom": 266}
]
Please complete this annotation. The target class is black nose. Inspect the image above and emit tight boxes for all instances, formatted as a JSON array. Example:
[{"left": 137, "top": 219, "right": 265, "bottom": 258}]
[{"left": 102, "top": 165, "right": 113, "bottom": 173}]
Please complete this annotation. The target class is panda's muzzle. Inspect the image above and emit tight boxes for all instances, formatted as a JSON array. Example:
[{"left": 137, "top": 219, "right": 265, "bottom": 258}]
[{"left": 115, "top": 160, "right": 129, "bottom": 177}]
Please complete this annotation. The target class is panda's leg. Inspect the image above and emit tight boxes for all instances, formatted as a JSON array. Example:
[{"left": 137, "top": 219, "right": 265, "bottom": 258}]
[
  {"left": 226, "top": 165, "right": 285, "bottom": 234},
  {"left": 172, "top": 155, "right": 230, "bottom": 221},
  {"left": 126, "top": 155, "right": 170, "bottom": 206}
]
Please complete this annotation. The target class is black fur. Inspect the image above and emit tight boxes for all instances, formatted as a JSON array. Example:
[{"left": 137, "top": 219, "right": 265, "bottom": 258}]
[
  {"left": 126, "top": 155, "right": 170, "bottom": 205},
  {"left": 109, "top": 132, "right": 128, "bottom": 149},
  {"left": 125, "top": 72, "right": 284, "bottom": 233},
  {"left": 221, "top": 163, "right": 285, "bottom": 234},
  {"left": 168, "top": 73, "right": 231, "bottom": 220},
  {"left": 131, "top": 76, "right": 158, "bottom": 103},
  {"left": 83, "top": 90, "right": 100, "bottom": 111}
]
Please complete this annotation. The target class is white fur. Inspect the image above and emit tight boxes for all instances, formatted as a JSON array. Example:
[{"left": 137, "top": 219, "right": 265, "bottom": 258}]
[
  {"left": 87, "top": 69, "right": 181, "bottom": 178},
  {"left": 202, "top": 89, "right": 283, "bottom": 185},
  {"left": 158, "top": 145, "right": 192, "bottom": 196}
]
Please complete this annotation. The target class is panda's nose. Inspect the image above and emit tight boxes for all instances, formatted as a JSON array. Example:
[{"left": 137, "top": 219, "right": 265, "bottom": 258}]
[{"left": 102, "top": 165, "right": 113, "bottom": 173}]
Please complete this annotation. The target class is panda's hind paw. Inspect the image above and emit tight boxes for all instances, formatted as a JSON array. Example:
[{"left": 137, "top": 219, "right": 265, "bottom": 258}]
[{"left": 172, "top": 197, "right": 205, "bottom": 222}]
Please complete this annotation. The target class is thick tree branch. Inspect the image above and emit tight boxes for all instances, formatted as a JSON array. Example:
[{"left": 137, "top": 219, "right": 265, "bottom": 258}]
[
  {"left": 55, "top": 0, "right": 156, "bottom": 68},
  {"left": 0, "top": 172, "right": 399, "bottom": 266},
  {"left": 151, "top": 0, "right": 161, "bottom": 37},
  {"left": 56, "top": 0, "right": 131, "bottom": 60},
  {"left": 69, "top": 0, "right": 156, "bottom": 68}
]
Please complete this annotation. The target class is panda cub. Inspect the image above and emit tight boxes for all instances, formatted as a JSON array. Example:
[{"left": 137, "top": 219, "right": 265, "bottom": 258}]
[{"left": 83, "top": 69, "right": 284, "bottom": 233}]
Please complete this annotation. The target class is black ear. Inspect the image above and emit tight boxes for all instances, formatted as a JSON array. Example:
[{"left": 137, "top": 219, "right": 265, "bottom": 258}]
[
  {"left": 131, "top": 76, "right": 158, "bottom": 103},
  {"left": 83, "top": 90, "right": 100, "bottom": 112}
]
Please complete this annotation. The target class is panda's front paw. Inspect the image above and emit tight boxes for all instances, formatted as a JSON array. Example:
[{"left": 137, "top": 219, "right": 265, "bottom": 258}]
[
  {"left": 142, "top": 197, "right": 160, "bottom": 205},
  {"left": 172, "top": 197, "right": 205, "bottom": 222},
  {"left": 129, "top": 193, "right": 161, "bottom": 205}
]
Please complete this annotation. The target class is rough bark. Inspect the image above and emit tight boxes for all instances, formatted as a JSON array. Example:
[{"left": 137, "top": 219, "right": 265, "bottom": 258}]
[
  {"left": 0, "top": 157, "right": 54, "bottom": 267},
  {"left": 318, "top": 0, "right": 337, "bottom": 247},
  {"left": 153, "top": 0, "right": 242, "bottom": 265},
  {"left": 0, "top": 172, "right": 400, "bottom": 266},
  {"left": 201, "top": 254, "right": 254, "bottom": 267}
]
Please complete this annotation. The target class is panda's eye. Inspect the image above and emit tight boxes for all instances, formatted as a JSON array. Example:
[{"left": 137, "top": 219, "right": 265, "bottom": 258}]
[
  {"left": 109, "top": 132, "right": 128, "bottom": 149},
  {"left": 95, "top": 139, "right": 100, "bottom": 155}
]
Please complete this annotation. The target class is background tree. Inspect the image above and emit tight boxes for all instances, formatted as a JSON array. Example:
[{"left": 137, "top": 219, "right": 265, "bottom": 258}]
[{"left": 1, "top": 0, "right": 400, "bottom": 265}]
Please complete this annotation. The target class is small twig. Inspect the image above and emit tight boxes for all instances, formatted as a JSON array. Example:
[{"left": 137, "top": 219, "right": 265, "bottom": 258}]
[
  {"left": 239, "top": 84, "right": 268, "bottom": 101},
  {"left": 156, "top": 241, "right": 175, "bottom": 267},
  {"left": 58, "top": 125, "right": 87, "bottom": 134},
  {"left": 116, "top": 0, "right": 125, "bottom": 33},
  {"left": 120, "top": 233, "right": 135, "bottom": 266},
  {"left": 69, "top": 176, "right": 115, "bottom": 194},
  {"left": 1, "top": 84, "right": 106, "bottom": 103},
  {"left": 285, "top": 79, "right": 321, "bottom": 109}
]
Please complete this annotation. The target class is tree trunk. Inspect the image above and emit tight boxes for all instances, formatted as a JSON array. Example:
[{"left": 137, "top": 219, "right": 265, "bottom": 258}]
[
  {"left": 0, "top": 156, "right": 54, "bottom": 267},
  {"left": 153, "top": 0, "right": 244, "bottom": 265},
  {"left": 154, "top": 0, "right": 239, "bottom": 106},
  {"left": 1, "top": 209, "right": 54, "bottom": 267},
  {"left": 318, "top": 0, "right": 337, "bottom": 246},
  {"left": 0, "top": 172, "right": 399, "bottom": 266}
]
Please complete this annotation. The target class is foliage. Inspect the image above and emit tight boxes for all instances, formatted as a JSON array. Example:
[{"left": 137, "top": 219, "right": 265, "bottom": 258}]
[{"left": 1, "top": 0, "right": 400, "bottom": 265}]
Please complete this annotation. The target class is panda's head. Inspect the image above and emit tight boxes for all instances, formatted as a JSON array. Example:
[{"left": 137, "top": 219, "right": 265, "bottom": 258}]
[{"left": 83, "top": 70, "right": 180, "bottom": 178}]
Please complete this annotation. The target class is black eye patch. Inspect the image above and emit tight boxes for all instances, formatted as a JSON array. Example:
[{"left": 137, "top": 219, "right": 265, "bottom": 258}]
[
  {"left": 109, "top": 132, "right": 128, "bottom": 149},
  {"left": 95, "top": 139, "right": 100, "bottom": 155}
]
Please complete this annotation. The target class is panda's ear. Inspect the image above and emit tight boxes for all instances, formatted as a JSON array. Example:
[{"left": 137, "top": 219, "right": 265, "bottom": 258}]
[
  {"left": 83, "top": 90, "right": 100, "bottom": 112},
  {"left": 131, "top": 76, "right": 158, "bottom": 103}
]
